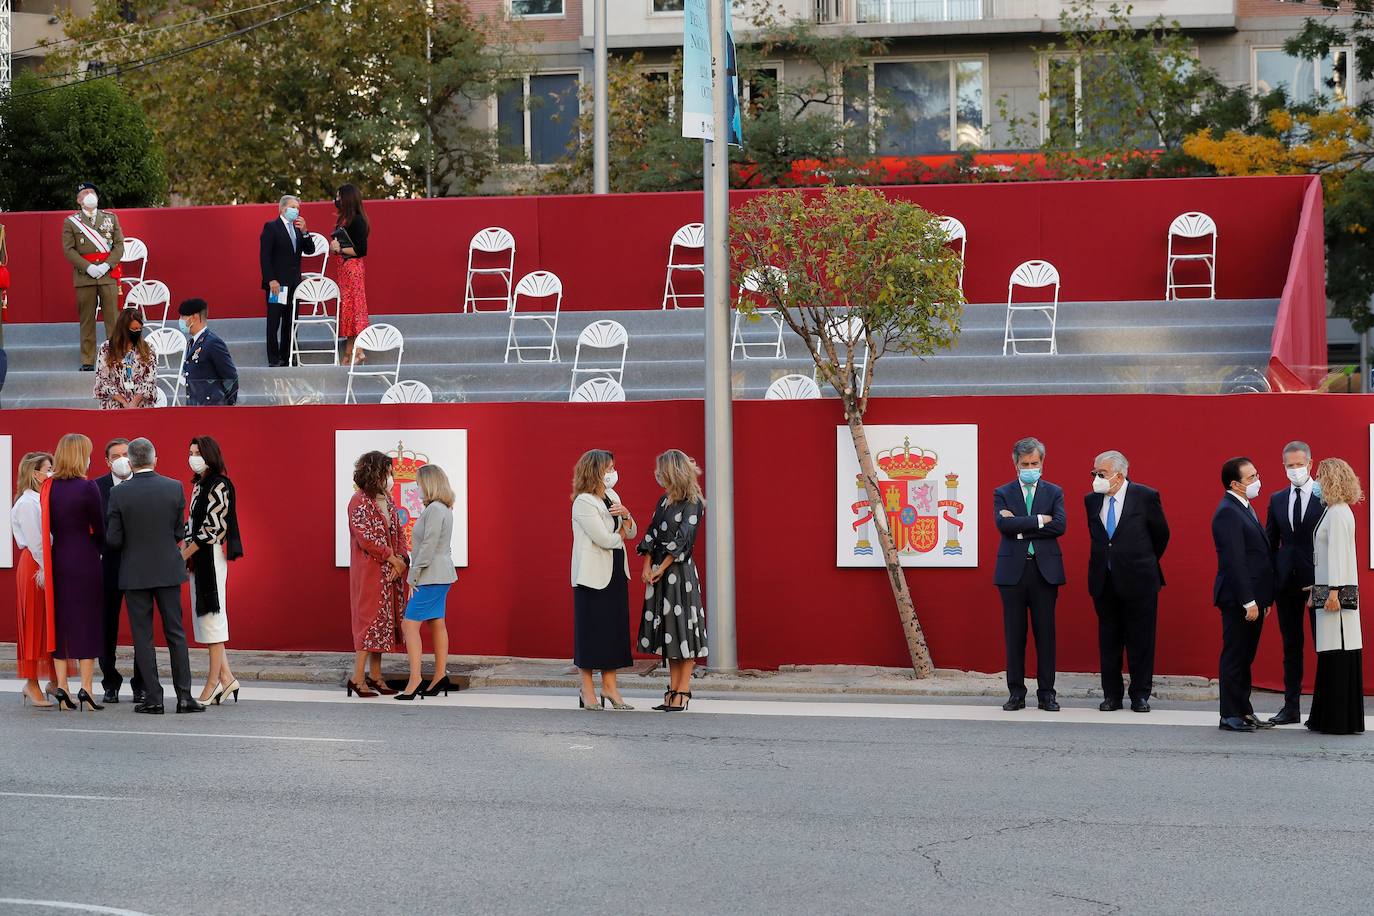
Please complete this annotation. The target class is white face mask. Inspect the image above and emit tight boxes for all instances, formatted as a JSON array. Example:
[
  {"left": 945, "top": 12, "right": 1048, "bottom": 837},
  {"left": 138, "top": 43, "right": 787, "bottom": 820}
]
[
  {"left": 189, "top": 455, "right": 207, "bottom": 475},
  {"left": 81, "top": 193, "right": 98, "bottom": 211},
  {"left": 1244, "top": 478, "right": 1262, "bottom": 500},
  {"left": 111, "top": 456, "right": 132, "bottom": 479},
  {"left": 603, "top": 470, "right": 618, "bottom": 490},
  {"left": 1091, "top": 474, "right": 1113, "bottom": 495},
  {"left": 1285, "top": 465, "right": 1310, "bottom": 487},
  {"left": 385, "top": 476, "right": 395, "bottom": 493}
]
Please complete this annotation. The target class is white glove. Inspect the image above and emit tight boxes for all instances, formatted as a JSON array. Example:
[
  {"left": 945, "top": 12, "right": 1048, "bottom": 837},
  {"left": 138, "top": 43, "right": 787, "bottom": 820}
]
[
  {"left": 86, "top": 263, "right": 102, "bottom": 278},
  {"left": 97, "top": 263, "right": 110, "bottom": 278},
  {"left": 35, "top": 569, "right": 44, "bottom": 589}
]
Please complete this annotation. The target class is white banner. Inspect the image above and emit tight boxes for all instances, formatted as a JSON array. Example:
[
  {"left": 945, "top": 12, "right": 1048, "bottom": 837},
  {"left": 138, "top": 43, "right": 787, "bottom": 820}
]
[
  {"left": 836, "top": 425, "right": 978, "bottom": 568},
  {"left": 0, "top": 436, "right": 12, "bottom": 568},
  {"left": 334, "top": 429, "right": 468, "bottom": 569}
]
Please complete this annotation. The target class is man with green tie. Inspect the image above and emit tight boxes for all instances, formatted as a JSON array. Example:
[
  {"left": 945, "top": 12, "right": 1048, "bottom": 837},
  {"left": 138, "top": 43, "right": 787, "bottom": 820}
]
[{"left": 992, "top": 437, "right": 1067, "bottom": 712}]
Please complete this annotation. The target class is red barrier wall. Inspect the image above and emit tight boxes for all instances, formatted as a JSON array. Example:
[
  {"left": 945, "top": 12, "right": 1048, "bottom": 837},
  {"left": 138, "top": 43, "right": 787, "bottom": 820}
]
[
  {"left": 1, "top": 176, "right": 1313, "bottom": 323},
  {"left": 1270, "top": 177, "right": 1329, "bottom": 391},
  {"left": 1, "top": 392, "right": 1371, "bottom": 693}
]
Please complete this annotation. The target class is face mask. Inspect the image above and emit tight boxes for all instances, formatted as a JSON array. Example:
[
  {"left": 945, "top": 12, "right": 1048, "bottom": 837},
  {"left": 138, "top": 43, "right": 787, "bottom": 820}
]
[
  {"left": 284, "top": 206, "right": 299, "bottom": 222},
  {"left": 386, "top": 476, "right": 395, "bottom": 492},
  {"left": 111, "top": 456, "right": 131, "bottom": 479},
  {"left": 1091, "top": 474, "right": 1113, "bottom": 494},
  {"left": 189, "top": 456, "right": 207, "bottom": 475},
  {"left": 1018, "top": 468, "right": 1041, "bottom": 486},
  {"left": 604, "top": 470, "right": 619, "bottom": 490},
  {"left": 81, "top": 193, "right": 98, "bottom": 211},
  {"left": 178, "top": 318, "right": 192, "bottom": 337},
  {"left": 45, "top": 469, "right": 54, "bottom": 479},
  {"left": 1285, "top": 465, "right": 1310, "bottom": 487},
  {"left": 129, "top": 328, "right": 142, "bottom": 345},
  {"left": 1244, "top": 478, "right": 1262, "bottom": 500}
]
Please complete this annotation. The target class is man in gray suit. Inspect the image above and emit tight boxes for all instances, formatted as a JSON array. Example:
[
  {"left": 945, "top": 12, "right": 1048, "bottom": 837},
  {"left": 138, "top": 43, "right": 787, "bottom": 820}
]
[{"left": 106, "top": 438, "right": 205, "bottom": 715}]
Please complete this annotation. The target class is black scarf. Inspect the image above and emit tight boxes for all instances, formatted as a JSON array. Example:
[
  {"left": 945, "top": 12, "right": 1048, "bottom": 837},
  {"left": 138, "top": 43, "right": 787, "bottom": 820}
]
[{"left": 189, "top": 473, "right": 243, "bottom": 616}]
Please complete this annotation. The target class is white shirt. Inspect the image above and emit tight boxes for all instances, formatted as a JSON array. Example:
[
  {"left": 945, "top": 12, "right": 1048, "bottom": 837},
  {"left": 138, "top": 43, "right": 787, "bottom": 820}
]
[
  {"left": 1288, "top": 477, "right": 1314, "bottom": 527},
  {"left": 281, "top": 215, "right": 297, "bottom": 251},
  {"left": 11, "top": 490, "right": 43, "bottom": 566},
  {"left": 1099, "top": 479, "right": 1129, "bottom": 531},
  {"left": 1228, "top": 490, "right": 1251, "bottom": 510}
]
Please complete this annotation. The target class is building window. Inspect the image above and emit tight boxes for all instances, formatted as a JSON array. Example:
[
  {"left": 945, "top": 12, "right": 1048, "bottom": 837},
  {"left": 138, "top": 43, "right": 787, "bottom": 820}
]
[
  {"left": 652, "top": 0, "right": 685, "bottom": 11},
  {"left": 742, "top": 66, "right": 781, "bottom": 117},
  {"left": 842, "top": 58, "right": 986, "bottom": 155},
  {"left": 495, "top": 73, "right": 581, "bottom": 165},
  {"left": 510, "top": 0, "right": 563, "bottom": 17},
  {"left": 1043, "top": 55, "right": 1160, "bottom": 148},
  {"left": 1254, "top": 47, "right": 1354, "bottom": 105}
]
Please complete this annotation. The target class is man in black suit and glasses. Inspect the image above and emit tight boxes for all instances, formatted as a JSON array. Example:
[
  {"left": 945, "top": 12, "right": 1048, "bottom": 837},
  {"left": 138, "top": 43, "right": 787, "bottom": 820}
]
[
  {"left": 94, "top": 437, "right": 145, "bottom": 704},
  {"left": 1084, "top": 450, "right": 1170, "bottom": 713},
  {"left": 1263, "top": 440, "right": 1323, "bottom": 725},
  {"left": 1212, "top": 456, "right": 1276, "bottom": 733},
  {"left": 105, "top": 438, "right": 205, "bottom": 715},
  {"left": 259, "top": 194, "right": 317, "bottom": 367}
]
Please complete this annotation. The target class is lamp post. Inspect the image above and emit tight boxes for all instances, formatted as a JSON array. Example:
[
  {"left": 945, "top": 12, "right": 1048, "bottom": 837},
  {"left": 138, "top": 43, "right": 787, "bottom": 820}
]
[{"left": 593, "top": 0, "right": 609, "bottom": 194}]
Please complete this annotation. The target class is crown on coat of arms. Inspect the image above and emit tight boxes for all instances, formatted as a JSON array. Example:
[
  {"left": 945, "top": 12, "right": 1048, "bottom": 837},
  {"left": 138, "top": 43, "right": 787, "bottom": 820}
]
[
  {"left": 387, "top": 441, "right": 429, "bottom": 482},
  {"left": 945, "top": 473, "right": 959, "bottom": 488},
  {"left": 876, "top": 437, "right": 938, "bottom": 480}
]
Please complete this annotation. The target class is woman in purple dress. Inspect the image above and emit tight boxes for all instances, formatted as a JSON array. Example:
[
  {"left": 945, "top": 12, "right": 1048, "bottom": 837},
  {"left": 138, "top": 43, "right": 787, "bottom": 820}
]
[{"left": 40, "top": 433, "right": 107, "bottom": 712}]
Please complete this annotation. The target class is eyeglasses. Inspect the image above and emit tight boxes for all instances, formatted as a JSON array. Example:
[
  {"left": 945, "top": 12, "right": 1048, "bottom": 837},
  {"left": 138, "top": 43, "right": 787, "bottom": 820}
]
[{"left": 1089, "top": 470, "right": 1114, "bottom": 479}]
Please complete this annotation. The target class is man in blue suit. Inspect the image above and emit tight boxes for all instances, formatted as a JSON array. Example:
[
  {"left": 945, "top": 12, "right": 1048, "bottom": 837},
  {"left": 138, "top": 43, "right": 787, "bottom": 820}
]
[
  {"left": 1263, "top": 440, "right": 1323, "bottom": 725},
  {"left": 179, "top": 299, "right": 239, "bottom": 406},
  {"left": 992, "top": 436, "right": 1067, "bottom": 711},
  {"left": 1212, "top": 456, "right": 1277, "bottom": 733}
]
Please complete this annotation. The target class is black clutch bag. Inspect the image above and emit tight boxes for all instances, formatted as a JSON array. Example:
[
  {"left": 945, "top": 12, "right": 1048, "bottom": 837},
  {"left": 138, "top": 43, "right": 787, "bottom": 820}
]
[{"left": 1310, "top": 585, "right": 1359, "bottom": 610}]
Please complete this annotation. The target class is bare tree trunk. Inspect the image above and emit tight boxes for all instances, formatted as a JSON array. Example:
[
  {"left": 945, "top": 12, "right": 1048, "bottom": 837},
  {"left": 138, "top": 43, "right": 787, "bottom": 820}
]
[{"left": 846, "top": 410, "right": 935, "bottom": 678}]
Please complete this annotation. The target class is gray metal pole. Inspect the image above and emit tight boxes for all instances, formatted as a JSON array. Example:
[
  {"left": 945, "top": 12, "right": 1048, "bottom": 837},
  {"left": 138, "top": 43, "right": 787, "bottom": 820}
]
[
  {"left": 1361, "top": 323, "right": 1370, "bottom": 394},
  {"left": 704, "top": 0, "right": 736, "bottom": 671},
  {"left": 593, "top": 0, "right": 609, "bottom": 195}
]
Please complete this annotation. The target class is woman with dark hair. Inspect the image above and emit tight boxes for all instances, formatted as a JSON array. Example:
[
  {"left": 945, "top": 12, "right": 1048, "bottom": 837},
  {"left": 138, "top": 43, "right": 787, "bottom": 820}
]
[
  {"left": 93, "top": 308, "right": 157, "bottom": 409},
  {"left": 181, "top": 436, "right": 244, "bottom": 705},
  {"left": 330, "top": 183, "right": 371, "bottom": 366},
  {"left": 346, "top": 450, "right": 408, "bottom": 697}
]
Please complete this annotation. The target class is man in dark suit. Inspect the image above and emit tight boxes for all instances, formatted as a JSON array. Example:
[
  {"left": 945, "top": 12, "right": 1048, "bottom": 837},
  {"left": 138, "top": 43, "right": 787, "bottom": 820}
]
[
  {"left": 1212, "top": 456, "right": 1276, "bottom": 733},
  {"left": 1084, "top": 450, "right": 1170, "bottom": 713},
  {"left": 94, "top": 437, "right": 146, "bottom": 704},
  {"left": 178, "top": 298, "right": 239, "bottom": 406},
  {"left": 105, "top": 438, "right": 204, "bottom": 715},
  {"left": 1263, "top": 440, "right": 1323, "bottom": 725},
  {"left": 993, "top": 436, "right": 1067, "bottom": 712},
  {"left": 259, "top": 195, "right": 317, "bottom": 367}
]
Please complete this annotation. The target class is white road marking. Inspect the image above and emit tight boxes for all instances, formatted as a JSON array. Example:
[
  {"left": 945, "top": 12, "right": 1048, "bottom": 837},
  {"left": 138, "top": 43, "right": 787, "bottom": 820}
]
[
  {"left": 0, "top": 899, "right": 156, "bottom": 916},
  {"left": 0, "top": 791, "right": 132, "bottom": 801},
  {"left": 49, "top": 728, "right": 382, "bottom": 744}
]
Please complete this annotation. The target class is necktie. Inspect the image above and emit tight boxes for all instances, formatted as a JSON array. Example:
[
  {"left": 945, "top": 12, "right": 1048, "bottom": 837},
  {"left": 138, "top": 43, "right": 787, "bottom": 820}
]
[
  {"left": 1106, "top": 495, "right": 1117, "bottom": 539},
  {"left": 1292, "top": 487, "right": 1301, "bottom": 534},
  {"left": 1024, "top": 485, "right": 1035, "bottom": 556}
]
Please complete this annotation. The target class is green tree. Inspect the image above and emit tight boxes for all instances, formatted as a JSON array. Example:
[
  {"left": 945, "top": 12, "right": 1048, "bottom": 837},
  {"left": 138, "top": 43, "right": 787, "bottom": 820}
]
[
  {"left": 731, "top": 186, "right": 965, "bottom": 678},
  {"left": 0, "top": 71, "right": 167, "bottom": 210}
]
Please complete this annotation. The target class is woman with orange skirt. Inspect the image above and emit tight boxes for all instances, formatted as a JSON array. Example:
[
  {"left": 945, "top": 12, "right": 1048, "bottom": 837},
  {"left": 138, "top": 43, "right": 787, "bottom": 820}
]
[{"left": 11, "top": 451, "right": 55, "bottom": 707}]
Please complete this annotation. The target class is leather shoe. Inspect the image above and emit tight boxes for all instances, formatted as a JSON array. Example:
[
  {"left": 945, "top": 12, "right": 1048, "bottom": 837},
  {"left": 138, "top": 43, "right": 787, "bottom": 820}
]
[
  {"left": 1219, "top": 716, "right": 1256, "bottom": 732},
  {"left": 1002, "top": 697, "right": 1026, "bottom": 711},
  {"left": 1038, "top": 698, "right": 1061, "bottom": 712},
  {"left": 1131, "top": 698, "right": 1151, "bottom": 713},
  {"left": 102, "top": 690, "right": 120, "bottom": 704},
  {"left": 1268, "top": 708, "right": 1301, "bottom": 726},
  {"left": 1099, "top": 698, "right": 1123, "bottom": 711},
  {"left": 134, "top": 702, "right": 165, "bottom": 715},
  {"left": 132, "top": 692, "right": 146, "bottom": 705},
  {"left": 176, "top": 700, "right": 206, "bottom": 714},
  {"left": 1244, "top": 714, "right": 1276, "bottom": 730}
]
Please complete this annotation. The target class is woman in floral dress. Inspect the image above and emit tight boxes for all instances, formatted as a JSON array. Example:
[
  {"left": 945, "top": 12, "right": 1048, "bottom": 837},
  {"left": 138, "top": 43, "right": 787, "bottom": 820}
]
[
  {"left": 93, "top": 308, "right": 157, "bottom": 409},
  {"left": 346, "top": 450, "right": 408, "bottom": 697}
]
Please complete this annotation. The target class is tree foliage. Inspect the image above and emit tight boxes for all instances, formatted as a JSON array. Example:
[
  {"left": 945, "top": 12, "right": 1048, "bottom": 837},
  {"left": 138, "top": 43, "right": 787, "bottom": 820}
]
[{"left": 0, "top": 71, "right": 168, "bottom": 210}]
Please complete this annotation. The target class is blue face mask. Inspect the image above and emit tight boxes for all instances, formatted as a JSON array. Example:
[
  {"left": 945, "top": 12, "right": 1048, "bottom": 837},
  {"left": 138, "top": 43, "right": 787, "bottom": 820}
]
[
  {"left": 178, "top": 318, "right": 192, "bottom": 337},
  {"left": 284, "top": 206, "right": 299, "bottom": 222},
  {"left": 1018, "top": 467, "right": 1042, "bottom": 485},
  {"left": 1312, "top": 480, "right": 1323, "bottom": 500}
]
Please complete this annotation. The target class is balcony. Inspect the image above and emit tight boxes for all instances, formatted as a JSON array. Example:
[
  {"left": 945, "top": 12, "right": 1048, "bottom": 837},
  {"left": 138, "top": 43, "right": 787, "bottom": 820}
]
[{"left": 813, "top": 0, "right": 1235, "bottom": 28}]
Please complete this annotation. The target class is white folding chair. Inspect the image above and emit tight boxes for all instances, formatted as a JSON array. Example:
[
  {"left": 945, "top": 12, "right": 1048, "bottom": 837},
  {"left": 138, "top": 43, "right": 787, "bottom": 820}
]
[
  {"left": 1166, "top": 211, "right": 1217, "bottom": 300},
  {"left": 569, "top": 320, "right": 629, "bottom": 397},
  {"left": 1004, "top": 260, "right": 1061, "bottom": 356},
  {"left": 345, "top": 323, "right": 405, "bottom": 404},
  {"left": 381, "top": 380, "right": 433, "bottom": 404},
  {"left": 765, "top": 374, "right": 821, "bottom": 400},
  {"left": 291, "top": 276, "right": 341, "bottom": 367},
  {"left": 570, "top": 377, "right": 626, "bottom": 402},
  {"left": 465, "top": 227, "right": 516, "bottom": 313},
  {"left": 732, "top": 266, "right": 788, "bottom": 360},
  {"left": 504, "top": 271, "right": 562, "bottom": 363},
  {"left": 118, "top": 238, "right": 148, "bottom": 294},
  {"left": 813, "top": 315, "right": 868, "bottom": 391},
  {"left": 124, "top": 279, "right": 172, "bottom": 327},
  {"left": 302, "top": 231, "right": 331, "bottom": 281},
  {"left": 938, "top": 216, "right": 967, "bottom": 292},
  {"left": 661, "top": 223, "right": 706, "bottom": 309},
  {"left": 152, "top": 386, "right": 169, "bottom": 408},
  {"left": 145, "top": 327, "right": 186, "bottom": 405}
]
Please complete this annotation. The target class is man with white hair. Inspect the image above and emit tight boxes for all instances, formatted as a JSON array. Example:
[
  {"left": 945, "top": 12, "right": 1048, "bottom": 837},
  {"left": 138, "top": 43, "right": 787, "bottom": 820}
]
[
  {"left": 1084, "top": 450, "right": 1170, "bottom": 713},
  {"left": 258, "top": 194, "right": 317, "bottom": 367},
  {"left": 1262, "top": 440, "right": 1323, "bottom": 725}
]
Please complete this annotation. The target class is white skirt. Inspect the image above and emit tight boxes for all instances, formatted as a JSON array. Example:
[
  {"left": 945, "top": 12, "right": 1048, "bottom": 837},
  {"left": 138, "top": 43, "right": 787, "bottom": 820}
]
[{"left": 191, "top": 544, "right": 229, "bottom": 645}]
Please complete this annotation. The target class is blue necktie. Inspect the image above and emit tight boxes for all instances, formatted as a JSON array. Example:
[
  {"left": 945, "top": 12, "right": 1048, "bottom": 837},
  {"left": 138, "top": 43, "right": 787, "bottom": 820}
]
[{"left": 1106, "top": 495, "right": 1117, "bottom": 539}]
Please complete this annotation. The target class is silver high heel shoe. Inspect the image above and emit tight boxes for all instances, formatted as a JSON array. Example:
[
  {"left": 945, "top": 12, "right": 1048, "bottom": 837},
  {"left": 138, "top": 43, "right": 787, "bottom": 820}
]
[
  {"left": 601, "top": 695, "right": 635, "bottom": 711},
  {"left": 578, "top": 693, "right": 603, "bottom": 711}
]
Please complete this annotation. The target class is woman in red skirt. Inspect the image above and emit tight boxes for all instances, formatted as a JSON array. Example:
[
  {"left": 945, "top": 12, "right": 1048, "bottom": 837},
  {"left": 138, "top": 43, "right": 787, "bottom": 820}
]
[
  {"left": 11, "top": 451, "right": 55, "bottom": 707},
  {"left": 331, "top": 183, "right": 371, "bottom": 366}
]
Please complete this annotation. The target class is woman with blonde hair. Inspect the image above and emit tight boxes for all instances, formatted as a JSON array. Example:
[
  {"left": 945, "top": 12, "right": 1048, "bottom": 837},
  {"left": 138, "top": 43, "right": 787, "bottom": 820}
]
[
  {"left": 396, "top": 463, "right": 459, "bottom": 701},
  {"left": 12, "top": 451, "right": 55, "bottom": 707},
  {"left": 1306, "top": 457, "right": 1364, "bottom": 735},
  {"left": 570, "top": 449, "right": 637, "bottom": 710},
  {"left": 637, "top": 450, "right": 707, "bottom": 711},
  {"left": 41, "top": 434, "right": 107, "bottom": 711}
]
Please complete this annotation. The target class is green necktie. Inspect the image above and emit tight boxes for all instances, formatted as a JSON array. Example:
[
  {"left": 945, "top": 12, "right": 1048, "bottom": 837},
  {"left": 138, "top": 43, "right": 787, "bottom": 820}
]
[{"left": 1024, "top": 485, "right": 1035, "bottom": 556}]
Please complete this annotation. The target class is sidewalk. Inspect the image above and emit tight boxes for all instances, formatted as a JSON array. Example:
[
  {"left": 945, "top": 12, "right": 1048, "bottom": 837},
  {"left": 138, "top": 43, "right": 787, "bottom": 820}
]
[{"left": 0, "top": 643, "right": 1225, "bottom": 700}]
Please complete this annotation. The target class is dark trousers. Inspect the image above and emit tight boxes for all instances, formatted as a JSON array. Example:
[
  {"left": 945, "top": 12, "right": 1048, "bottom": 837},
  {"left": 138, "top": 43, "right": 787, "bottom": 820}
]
[
  {"left": 1218, "top": 601, "right": 1266, "bottom": 719},
  {"left": 998, "top": 556, "right": 1058, "bottom": 701},
  {"left": 98, "top": 560, "right": 144, "bottom": 695},
  {"left": 1093, "top": 571, "right": 1159, "bottom": 702},
  {"left": 125, "top": 586, "right": 192, "bottom": 705},
  {"left": 1275, "top": 581, "right": 1316, "bottom": 712},
  {"left": 265, "top": 286, "right": 296, "bottom": 366}
]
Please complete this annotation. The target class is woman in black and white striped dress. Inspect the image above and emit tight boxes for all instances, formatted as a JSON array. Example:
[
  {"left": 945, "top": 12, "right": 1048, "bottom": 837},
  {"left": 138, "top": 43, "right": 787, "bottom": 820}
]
[{"left": 182, "top": 436, "right": 245, "bottom": 705}]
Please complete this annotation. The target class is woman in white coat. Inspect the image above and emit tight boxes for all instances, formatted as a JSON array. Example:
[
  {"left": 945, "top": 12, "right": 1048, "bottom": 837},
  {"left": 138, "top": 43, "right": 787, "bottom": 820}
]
[
  {"left": 570, "top": 449, "right": 637, "bottom": 711},
  {"left": 1307, "top": 457, "right": 1364, "bottom": 735}
]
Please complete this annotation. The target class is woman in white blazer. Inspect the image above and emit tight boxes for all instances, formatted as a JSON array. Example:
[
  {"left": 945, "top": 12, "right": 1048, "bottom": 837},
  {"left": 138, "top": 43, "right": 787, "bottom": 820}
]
[
  {"left": 570, "top": 449, "right": 637, "bottom": 710},
  {"left": 396, "top": 463, "right": 459, "bottom": 702},
  {"left": 1306, "top": 457, "right": 1364, "bottom": 735}
]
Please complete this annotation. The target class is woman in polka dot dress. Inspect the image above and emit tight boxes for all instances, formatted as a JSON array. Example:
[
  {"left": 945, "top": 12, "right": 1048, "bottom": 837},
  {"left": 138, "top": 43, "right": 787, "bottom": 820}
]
[{"left": 637, "top": 449, "right": 707, "bottom": 712}]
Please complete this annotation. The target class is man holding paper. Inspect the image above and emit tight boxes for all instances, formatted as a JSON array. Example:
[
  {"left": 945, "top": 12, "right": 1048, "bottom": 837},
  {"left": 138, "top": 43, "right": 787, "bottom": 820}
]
[
  {"left": 258, "top": 194, "right": 317, "bottom": 367},
  {"left": 61, "top": 182, "right": 125, "bottom": 371}
]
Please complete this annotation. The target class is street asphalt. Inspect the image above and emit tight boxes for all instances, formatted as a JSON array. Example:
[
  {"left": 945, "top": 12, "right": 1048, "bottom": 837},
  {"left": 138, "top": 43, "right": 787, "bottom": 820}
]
[{"left": 0, "top": 683, "right": 1370, "bottom": 916}]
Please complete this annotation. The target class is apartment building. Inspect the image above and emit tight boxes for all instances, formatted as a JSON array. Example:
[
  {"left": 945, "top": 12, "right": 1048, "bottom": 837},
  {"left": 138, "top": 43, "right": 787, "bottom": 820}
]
[{"left": 7, "top": 0, "right": 96, "bottom": 77}]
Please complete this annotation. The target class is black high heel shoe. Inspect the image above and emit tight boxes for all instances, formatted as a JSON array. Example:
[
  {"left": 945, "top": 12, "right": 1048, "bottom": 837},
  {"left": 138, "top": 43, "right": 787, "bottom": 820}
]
[
  {"left": 653, "top": 690, "right": 678, "bottom": 712},
  {"left": 394, "top": 682, "right": 426, "bottom": 702},
  {"left": 664, "top": 691, "right": 692, "bottom": 712},
  {"left": 421, "top": 675, "right": 453, "bottom": 697},
  {"left": 52, "top": 688, "right": 77, "bottom": 711},
  {"left": 77, "top": 689, "right": 105, "bottom": 712}
]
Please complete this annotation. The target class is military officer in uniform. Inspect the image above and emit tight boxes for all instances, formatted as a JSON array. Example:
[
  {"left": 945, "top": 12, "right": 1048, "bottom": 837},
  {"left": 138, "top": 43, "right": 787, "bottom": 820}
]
[
  {"left": 178, "top": 298, "right": 239, "bottom": 406},
  {"left": 61, "top": 182, "right": 125, "bottom": 371}
]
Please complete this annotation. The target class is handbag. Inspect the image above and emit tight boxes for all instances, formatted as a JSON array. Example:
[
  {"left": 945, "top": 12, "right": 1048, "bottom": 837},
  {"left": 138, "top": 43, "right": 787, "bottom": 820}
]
[{"left": 1310, "top": 585, "right": 1359, "bottom": 610}]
